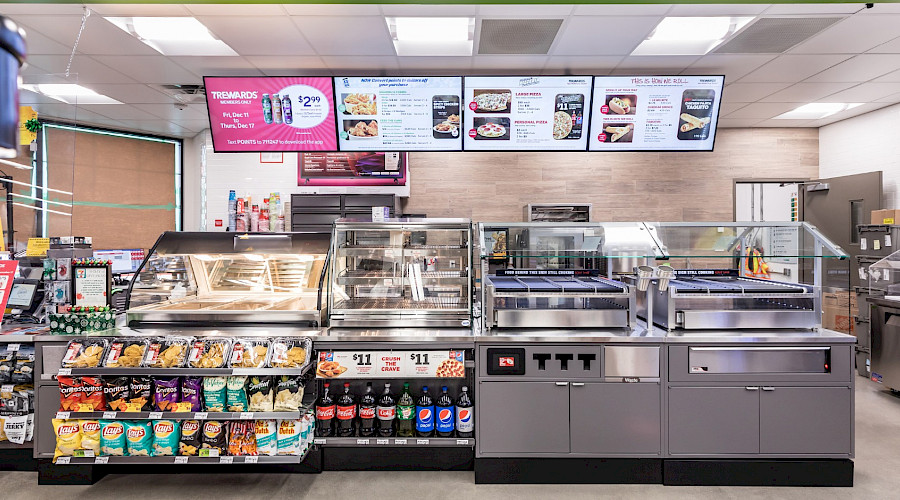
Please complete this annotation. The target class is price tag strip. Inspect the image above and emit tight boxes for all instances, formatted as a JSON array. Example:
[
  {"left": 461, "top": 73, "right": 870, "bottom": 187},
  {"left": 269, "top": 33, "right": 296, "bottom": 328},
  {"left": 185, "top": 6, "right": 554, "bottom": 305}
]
[{"left": 316, "top": 350, "right": 466, "bottom": 378}]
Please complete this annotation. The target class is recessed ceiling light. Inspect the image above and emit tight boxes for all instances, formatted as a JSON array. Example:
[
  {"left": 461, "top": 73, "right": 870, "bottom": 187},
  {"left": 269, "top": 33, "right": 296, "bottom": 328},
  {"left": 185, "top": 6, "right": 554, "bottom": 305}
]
[
  {"left": 105, "top": 17, "right": 238, "bottom": 56},
  {"left": 386, "top": 17, "right": 474, "bottom": 56},
  {"left": 631, "top": 17, "right": 754, "bottom": 56},
  {"left": 774, "top": 102, "right": 863, "bottom": 120},
  {"left": 19, "top": 83, "right": 121, "bottom": 104}
]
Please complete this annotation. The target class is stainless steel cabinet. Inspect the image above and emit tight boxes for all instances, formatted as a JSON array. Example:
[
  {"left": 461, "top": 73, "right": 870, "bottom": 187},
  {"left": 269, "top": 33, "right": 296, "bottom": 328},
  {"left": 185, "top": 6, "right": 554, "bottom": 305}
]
[
  {"left": 479, "top": 381, "right": 569, "bottom": 454},
  {"left": 759, "top": 386, "right": 852, "bottom": 454},
  {"left": 668, "top": 387, "right": 760, "bottom": 454},
  {"left": 570, "top": 383, "right": 661, "bottom": 454}
]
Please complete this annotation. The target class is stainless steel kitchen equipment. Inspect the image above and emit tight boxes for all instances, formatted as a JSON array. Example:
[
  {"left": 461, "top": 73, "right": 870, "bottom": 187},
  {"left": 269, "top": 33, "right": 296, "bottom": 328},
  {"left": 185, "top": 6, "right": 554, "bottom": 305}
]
[
  {"left": 867, "top": 249, "right": 900, "bottom": 389},
  {"left": 525, "top": 203, "right": 592, "bottom": 223}
]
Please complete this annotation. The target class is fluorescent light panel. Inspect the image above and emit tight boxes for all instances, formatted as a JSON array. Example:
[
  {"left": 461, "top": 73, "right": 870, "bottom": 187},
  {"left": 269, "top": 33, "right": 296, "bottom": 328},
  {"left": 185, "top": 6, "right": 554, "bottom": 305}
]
[
  {"left": 774, "top": 102, "right": 863, "bottom": 120},
  {"left": 631, "top": 16, "right": 754, "bottom": 56},
  {"left": 105, "top": 17, "right": 237, "bottom": 56},
  {"left": 19, "top": 83, "right": 121, "bottom": 104},
  {"left": 386, "top": 17, "right": 474, "bottom": 56}
]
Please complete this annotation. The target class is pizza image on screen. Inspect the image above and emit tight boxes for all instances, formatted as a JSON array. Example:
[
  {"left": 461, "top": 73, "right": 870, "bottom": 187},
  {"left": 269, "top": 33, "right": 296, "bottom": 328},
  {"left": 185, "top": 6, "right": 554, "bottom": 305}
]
[
  {"left": 472, "top": 117, "right": 510, "bottom": 140},
  {"left": 553, "top": 111, "right": 573, "bottom": 140}
]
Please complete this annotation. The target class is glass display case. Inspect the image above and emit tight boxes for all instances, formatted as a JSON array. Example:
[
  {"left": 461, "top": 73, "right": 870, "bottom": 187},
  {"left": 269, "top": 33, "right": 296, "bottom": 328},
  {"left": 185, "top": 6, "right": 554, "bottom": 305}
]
[
  {"left": 328, "top": 218, "right": 472, "bottom": 327},
  {"left": 869, "top": 249, "right": 900, "bottom": 298},
  {"left": 126, "top": 232, "right": 330, "bottom": 326}
]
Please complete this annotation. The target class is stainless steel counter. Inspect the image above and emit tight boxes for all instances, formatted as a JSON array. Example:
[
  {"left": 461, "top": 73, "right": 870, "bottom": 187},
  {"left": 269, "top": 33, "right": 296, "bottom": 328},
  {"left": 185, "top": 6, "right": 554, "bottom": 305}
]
[
  {"left": 476, "top": 327, "right": 664, "bottom": 343},
  {"left": 31, "top": 326, "right": 324, "bottom": 342},
  {"left": 664, "top": 328, "right": 857, "bottom": 344},
  {"left": 322, "top": 327, "right": 474, "bottom": 343}
]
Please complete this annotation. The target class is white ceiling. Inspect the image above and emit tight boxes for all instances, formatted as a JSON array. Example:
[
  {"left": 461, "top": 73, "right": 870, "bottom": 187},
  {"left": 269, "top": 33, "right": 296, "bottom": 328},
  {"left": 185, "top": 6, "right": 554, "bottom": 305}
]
[{"left": 5, "top": 2, "right": 900, "bottom": 138}]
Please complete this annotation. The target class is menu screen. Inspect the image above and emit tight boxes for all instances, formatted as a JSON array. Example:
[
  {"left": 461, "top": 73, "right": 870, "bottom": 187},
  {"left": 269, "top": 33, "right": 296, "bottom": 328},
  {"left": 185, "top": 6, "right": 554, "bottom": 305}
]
[
  {"left": 463, "top": 76, "right": 593, "bottom": 151},
  {"left": 588, "top": 75, "right": 724, "bottom": 151},
  {"left": 298, "top": 152, "right": 407, "bottom": 186},
  {"left": 333, "top": 77, "right": 462, "bottom": 151},
  {"left": 204, "top": 76, "right": 337, "bottom": 152}
]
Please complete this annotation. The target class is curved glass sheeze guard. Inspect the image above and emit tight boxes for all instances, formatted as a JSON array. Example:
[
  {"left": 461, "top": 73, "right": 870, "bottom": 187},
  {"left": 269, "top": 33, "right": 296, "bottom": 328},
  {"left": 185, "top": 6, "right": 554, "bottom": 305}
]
[
  {"left": 126, "top": 232, "right": 330, "bottom": 326},
  {"left": 329, "top": 219, "right": 473, "bottom": 327}
]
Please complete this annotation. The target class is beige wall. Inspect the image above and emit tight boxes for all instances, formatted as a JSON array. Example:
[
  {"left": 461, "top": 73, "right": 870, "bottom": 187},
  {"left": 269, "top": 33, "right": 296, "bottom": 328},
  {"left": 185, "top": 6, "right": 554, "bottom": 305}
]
[{"left": 401, "top": 128, "right": 819, "bottom": 222}]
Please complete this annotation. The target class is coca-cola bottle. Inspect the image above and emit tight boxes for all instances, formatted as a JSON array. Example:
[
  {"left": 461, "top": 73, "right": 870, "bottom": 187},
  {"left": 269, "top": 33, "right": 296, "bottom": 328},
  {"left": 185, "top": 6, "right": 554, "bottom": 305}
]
[
  {"left": 315, "top": 382, "right": 335, "bottom": 437},
  {"left": 376, "top": 383, "right": 396, "bottom": 437},
  {"left": 336, "top": 382, "right": 357, "bottom": 437},
  {"left": 358, "top": 382, "right": 376, "bottom": 437}
]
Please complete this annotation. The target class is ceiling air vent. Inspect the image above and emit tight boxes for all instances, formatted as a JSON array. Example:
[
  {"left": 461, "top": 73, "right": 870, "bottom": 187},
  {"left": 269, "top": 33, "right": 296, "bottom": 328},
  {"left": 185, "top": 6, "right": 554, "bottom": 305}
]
[
  {"left": 713, "top": 16, "right": 843, "bottom": 54},
  {"left": 155, "top": 84, "right": 206, "bottom": 104},
  {"left": 478, "top": 18, "right": 563, "bottom": 55}
]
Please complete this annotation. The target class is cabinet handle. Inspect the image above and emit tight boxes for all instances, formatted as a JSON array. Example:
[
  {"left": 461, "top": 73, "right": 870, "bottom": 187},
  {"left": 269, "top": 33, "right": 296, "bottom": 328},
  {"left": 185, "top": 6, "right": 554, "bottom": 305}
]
[
  {"left": 761, "top": 386, "right": 775, "bottom": 391},
  {"left": 555, "top": 382, "right": 569, "bottom": 386},
  {"left": 745, "top": 386, "right": 760, "bottom": 391},
  {"left": 571, "top": 382, "right": 585, "bottom": 387}
]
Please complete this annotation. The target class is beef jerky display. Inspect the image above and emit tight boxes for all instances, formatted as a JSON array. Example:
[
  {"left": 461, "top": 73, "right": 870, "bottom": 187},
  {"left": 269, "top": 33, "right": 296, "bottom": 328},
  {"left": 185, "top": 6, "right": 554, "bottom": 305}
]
[{"left": 0, "top": 344, "right": 35, "bottom": 445}]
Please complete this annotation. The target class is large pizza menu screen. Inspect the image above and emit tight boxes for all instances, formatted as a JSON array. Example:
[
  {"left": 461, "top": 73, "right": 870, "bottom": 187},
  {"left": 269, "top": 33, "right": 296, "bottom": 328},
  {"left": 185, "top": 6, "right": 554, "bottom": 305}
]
[
  {"left": 334, "top": 77, "right": 462, "bottom": 151},
  {"left": 588, "top": 75, "right": 724, "bottom": 151},
  {"left": 463, "top": 76, "right": 593, "bottom": 151},
  {"left": 204, "top": 76, "right": 337, "bottom": 152}
]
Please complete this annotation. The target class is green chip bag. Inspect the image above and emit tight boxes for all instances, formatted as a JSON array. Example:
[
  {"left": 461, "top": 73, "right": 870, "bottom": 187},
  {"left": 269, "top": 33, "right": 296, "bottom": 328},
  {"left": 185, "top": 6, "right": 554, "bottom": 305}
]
[
  {"left": 226, "top": 376, "right": 248, "bottom": 412},
  {"left": 203, "top": 377, "right": 227, "bottom": 412}
]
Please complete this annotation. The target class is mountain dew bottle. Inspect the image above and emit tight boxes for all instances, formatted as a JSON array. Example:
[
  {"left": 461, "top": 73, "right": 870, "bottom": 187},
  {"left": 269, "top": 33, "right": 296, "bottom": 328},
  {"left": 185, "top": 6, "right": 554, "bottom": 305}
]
[{"left": 397, "top": 383, "right": 415, "bottom": 437}]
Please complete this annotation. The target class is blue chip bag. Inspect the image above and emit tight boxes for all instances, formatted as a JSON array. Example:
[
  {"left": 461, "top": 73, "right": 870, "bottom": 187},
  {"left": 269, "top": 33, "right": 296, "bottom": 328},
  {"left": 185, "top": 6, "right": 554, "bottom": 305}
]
[
  {"left": 99, "top": 420, "right": 126, "bottom": 456},
  {"left": 124, "top": 420, "right": 152, "bottom": 457},
  {"left": 151, "top": 419, "right": 180, "bottom": 456}
]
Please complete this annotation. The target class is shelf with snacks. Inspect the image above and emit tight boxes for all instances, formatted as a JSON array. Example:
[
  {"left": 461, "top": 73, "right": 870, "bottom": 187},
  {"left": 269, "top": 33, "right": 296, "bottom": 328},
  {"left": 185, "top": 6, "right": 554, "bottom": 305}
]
[
  {"left": 54, "top": 411, "right": 306, "bottom": 420},
  {"left": 313, "top": 437, "right": 474, "bottom": 447},
  {"left": 55, "top": 453, "right": 310, "bottom": 465},
  {"left": 54, "top": 367, "right": 311, "bottom": 377}
]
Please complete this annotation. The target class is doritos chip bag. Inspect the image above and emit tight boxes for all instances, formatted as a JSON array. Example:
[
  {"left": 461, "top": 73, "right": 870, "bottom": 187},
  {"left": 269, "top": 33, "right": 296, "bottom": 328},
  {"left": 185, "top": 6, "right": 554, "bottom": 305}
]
[
  {"left": 152, "top": 420, "right": 179, "bottom": 456},
  {"left": 104, "top": 377, "right": 130, "bottom": 411},
  {"left": 179, "top": 420, "right": 201, "bottom": 456},
  {"left": 53, "top": 419, "right": 81, "bottom": 461},
  {"left": 153, "top": 377, "right": 180, "bottom": 412},
  {"left": 79, "top": 420, "right": 101, "bottom": 454},
  {"left": 58, "top": 376, "right": 83, "bottom": 411},
  {"left": 80, "top": 377, "right": 106, "bottom": 411},
  {"left": 130, "top": 377, "right": 152, "bottom": 411},
  {"left": 100, "top": 420, "right": 126, "bottom": 456},
  {"left": 125, "top": 421, "right": 152, "bottom": 456}
]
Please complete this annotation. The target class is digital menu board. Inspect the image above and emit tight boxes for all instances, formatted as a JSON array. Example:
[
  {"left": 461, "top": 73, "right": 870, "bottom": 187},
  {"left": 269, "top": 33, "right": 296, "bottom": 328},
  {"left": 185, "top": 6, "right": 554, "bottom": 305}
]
[
  {"left": 204, "top": 76, "right": 338, "bottom": 152},
  {"left": 588, "top": 75, "right": 724, "bottom": 152},
  {"left": 462, "top": 76, "right": 593, "bottom": 151},
  {"left": 334, "top": 77, "right": 462, "bottom": 151},
  {"left": 298, "top": 152, "right": 407, "bottom": 186}
]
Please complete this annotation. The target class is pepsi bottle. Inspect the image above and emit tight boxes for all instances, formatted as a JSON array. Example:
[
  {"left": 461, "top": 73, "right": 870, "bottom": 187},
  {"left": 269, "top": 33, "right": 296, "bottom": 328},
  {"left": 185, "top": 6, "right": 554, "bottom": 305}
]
[
  {"left": 315, "top": 382, "right": 335, "bottom": 437},
  {"left": 435, "top": 386, "right": 455, "bottom": 438},
  {"left": 336, "top": 382, "right": 357, "bottom": 437},
  {"left": 358, "top": 382, "right": 376, "bottom": 437},
  {"left": 456, "top": 385, "right": 474, "bottom": 438},
  {"left": 415, "top": 386, "right": 435, "bottom": 437},
  {"left": 376, "top": 383, "right": 396, "bottom": 437}
]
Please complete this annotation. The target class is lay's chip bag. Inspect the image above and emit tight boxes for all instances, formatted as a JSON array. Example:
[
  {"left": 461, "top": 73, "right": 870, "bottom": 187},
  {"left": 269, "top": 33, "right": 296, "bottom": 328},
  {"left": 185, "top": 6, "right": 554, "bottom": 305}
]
[
  {"left": 53, "top": 419, "right": 82, "bottom": 461},
  {"left": 79, "top": 420, "right": 101, "bottom": 455},
  {"left": 124, "top": 420, "right": 152, "bottom": 456},
  {"left": 100, "top": 420, "right": 126, "bottom": 456},
  {"left": 152, "top": 419, "right": 179, "bottom": 456},
  {"left": 179, "top": 420, "right": 201, "bottom": 456}
]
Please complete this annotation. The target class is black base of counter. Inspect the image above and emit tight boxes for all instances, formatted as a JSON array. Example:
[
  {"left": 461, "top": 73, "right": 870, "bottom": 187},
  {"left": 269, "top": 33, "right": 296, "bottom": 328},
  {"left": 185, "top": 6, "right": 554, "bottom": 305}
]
[
  {"left": 323, "top": 447, "right": 473, "bottom": 471},
  {"left": 663, "top": 459, "right": 854, "bottom": 487},
  {"left": 474, "top": 458, "right": 662, "bottom": 484},
  {"left": 0, "top": 446, "right": 38, "bottom": 472}
]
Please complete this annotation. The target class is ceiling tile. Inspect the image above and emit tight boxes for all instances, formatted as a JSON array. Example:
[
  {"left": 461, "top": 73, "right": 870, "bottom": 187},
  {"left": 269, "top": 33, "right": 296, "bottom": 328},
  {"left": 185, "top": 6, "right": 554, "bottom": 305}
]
[
  {"left": 542, "top": 56, "right": 623, "bottom": 74},
  {"left": 85, "top": 84, "right": 176, "bottom": 104},
  {"left": 92, "top": 55, "right": 201, "bottom": 84},
  {"left": 184, "top": 4, "right": 287, "bottom": 16},
  {"left": 471, "top": 55, "right": 548, "bottom": 70},
  {"left": 171, "top": 119, "right": 214, "bottom": 133},
  {"left": 738, "top": 54, "right": 852, "bottom": 83},
  {"left": 0, "top": 4, "right": 86, "bottom": 14},
  {"left": 812, "top": 102, "right": 896, "bottom": 125},
  {"left": 380, "top": 5, "right": 479, "bottom": 16},
  {"left": 168, "top": 56, "right": 263, "bottom": 77},
  {"left": 395, "top": 57, "right": 473, "bottom": 71},
  {"left": 684, "top": 54, "right": 776, "bottom": 83},
  {"left": 873, "top": 68, "right": 900, "bottom": 82},
  {"left": 321, "top": 56, "right": 400, "bottom": 71},
  {"left": 28, "top": 103, "right": 117, "bottom": 123},
  {"left": 85, "top": 4, "right": 192, "bottom": 16},
  {"left": 131, "top": 103, "right": 209, "bottom": 121},
  {"left": 113, "top": 120, "right": 188, "bottom": 138},
  {"left": 820, "top": 82, "right": 900, "bottom": 102},
  {"left": 725, "top": 102, "right": 798, "bottom": 120},
  {"left": 667, "top": 5, "right": 768, "bottom": 16},
  {"left": 282, "top": 4, "right": 381, "bottom": 16},
  {"left": 867, "top": 36, "right": 900, "bottom": 54},
  {"left": 17, "top": 29, "right": 71, "bottom": 55},
  {"left": 753, "top": 118, "right": 817, "bottom": 127},
  {"left": 861, "top": 4, "right": 900, "bottom": 14},
  {"left": 790, "top": 15, "right": 900, "bottom": 54},
  {"left": 716, "top": 118, "right": 764, "bottom": 128},
  {"left": 198, "top": 16, "right": 316, "bottom": 56},
  {"left": 245, "top": 56, "right": 329, "bottom": 74},
  {"left": 762, "top": 4, "right": 862, "bottom": 15},
  {"left": 479, "top": 5, "right": 574, "bottom": 16},
  {"left": 552, "top": 16, "right": 659, "bottom": 56},
  {"left": 719, "top": 102, "right": 749, "bottom": 115},
  {"left": 292, "top": 16, "right": 396, "bottom": 56},
  {"left": 806, "top": 54, "right": 900, "bottom": 82},
  {"left": 722, "top": 82, "right": 792, "bottom": 102},
  {"left": 571, "top": 5, "right": 670, "bottom": 16},
  {"left": 10, "top": 14, "right": 160, "bottom": 56},
  {"left": 17, "top": 89, "right": 66, "bottom": 105},
  {"left": 78, "top": 103, "right": 162, "bottom": 121},
  {"left": 875, "top": 92, "right": 900, "bottom": 103},
  {"left": 25, "top": 55, "right": 137, "bottom": 83},
  {"left": 612, "top": 55, "right": 701, "bottom": 73},
  {"left": 759, "top": 82, "right": 857, "bottom": 103}
]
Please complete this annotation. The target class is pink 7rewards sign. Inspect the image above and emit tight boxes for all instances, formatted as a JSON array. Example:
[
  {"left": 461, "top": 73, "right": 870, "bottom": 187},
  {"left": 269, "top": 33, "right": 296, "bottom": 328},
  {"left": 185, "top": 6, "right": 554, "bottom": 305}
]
[
  {"left": 205, "top": 76, "right": 337, "bottom": 152},
  {"left": 0, "top": 260, "right": 18, "bottom": 324}
]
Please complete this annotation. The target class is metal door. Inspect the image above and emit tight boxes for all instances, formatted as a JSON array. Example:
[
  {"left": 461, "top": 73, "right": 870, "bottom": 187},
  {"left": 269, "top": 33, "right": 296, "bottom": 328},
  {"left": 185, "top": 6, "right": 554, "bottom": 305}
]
[
  {"left": 759, "top": 386, "right": 852, "bottom": 455},
  {"left": 570, "top": 382, "right": 661, "bottom": 454},
  {"left": 478, "top": 381, "right": 570, "bottom": 454},
  {"left": 801, "top": 171, "right": 882, "bottom": 288},
  {"left": 668, "top": 386, "right": 760, "bottom": 455}
]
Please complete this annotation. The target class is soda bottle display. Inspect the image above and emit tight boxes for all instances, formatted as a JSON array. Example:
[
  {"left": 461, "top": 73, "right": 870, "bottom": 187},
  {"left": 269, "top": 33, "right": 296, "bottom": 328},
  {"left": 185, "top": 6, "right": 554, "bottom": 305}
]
[
  {"left": 262, "top": 94, "right": 273, "bottom": 124},
  {"left": 376, "top": 383, "right": 396, "bottom": 437},
  {"left": 282, "top": 95, "right": 293, "bottom": 125},
  {"left": 273, "top": 94, "right": 283, "bottom": 124},
  {"left": 435, "top": 386, "right": 455, "bottom": 438},
  {"left": 415, "top": 386, "right": 435, "bottom": 437},
  {"left": 315, "top": 382, "right": 335, "bottom": 437},
  {"left": 396, "top": 382, "right": 415, "bottom": 438},
  {"left": 358, "top": 382, "right": 376, "bottom": 437},
  {"left": 336, "top": 382, "right": 357, "bottom": 437},
  {"left": 455, "top": 385, "right": 474, "bottom": 438}
]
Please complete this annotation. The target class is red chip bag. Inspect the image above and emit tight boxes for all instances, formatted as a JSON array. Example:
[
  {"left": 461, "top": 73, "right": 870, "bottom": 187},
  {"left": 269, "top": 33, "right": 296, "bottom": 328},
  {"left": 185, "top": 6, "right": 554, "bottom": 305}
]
[
  {"left": 58, "top": 376, "right": 84, "bottom": 411},
  {"left": 81, "top": 376, "right": 107, "bottom": 411}
]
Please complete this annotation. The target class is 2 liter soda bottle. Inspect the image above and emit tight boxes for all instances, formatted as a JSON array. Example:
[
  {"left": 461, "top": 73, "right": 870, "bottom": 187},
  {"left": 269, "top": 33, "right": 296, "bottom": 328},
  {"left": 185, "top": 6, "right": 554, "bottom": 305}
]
[
  {"left": 456, "top": 386, "right": 474, "bottom": 438},
  {"left": 358, "top": 382, "right": 376, "bottom": 437},
  {"left": 435, "top": 386, "right": 455, "bottom": 438},
  {"left": 376, "top": 383, "right": 396, "bottom": 437},
  {"left": 315, "top": 382, "right": 335, "bottom": 437},
  {"left": 415, "top": 386, "right": 435, "bottom": 438},
  {"left": 336, "top": 382, "right": 357, "bottom": 437},
  {"left": 396, "top": 382, "right": 415, "bottom": 437}
]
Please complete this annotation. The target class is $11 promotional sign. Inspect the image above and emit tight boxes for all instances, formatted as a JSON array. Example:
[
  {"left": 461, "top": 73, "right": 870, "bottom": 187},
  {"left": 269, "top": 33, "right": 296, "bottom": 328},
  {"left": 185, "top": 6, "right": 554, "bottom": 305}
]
[{"left": 316, "top": 350, "right": 465, "bottom": 378}]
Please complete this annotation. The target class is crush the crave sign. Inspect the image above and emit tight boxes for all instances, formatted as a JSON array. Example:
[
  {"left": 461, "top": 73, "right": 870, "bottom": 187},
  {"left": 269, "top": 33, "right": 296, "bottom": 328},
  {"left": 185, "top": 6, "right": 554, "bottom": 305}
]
[{"left": 204, "top": 77, "right": 337, "bottom": 152}]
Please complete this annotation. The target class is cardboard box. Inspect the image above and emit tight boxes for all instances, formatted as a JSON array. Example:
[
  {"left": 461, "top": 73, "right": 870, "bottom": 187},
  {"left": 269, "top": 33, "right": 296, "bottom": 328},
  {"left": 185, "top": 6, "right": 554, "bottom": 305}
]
[
  {"left": 871, "top": 209, "right": 900, "bottom": 225},
  {"left": 823, "top": 290, "right": 856, "bottom": 308},
  {"left": 823, "top": 304, "right": 855, "bottom": 335}
]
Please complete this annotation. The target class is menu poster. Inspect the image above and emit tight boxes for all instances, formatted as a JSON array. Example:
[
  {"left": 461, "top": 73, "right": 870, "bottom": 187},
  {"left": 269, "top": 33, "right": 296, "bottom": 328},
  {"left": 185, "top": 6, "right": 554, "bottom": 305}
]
[
  {"left": 298, "top": 152, "right": 407, "bottom": 186},
  {"left": 334, "top": 77, "right": 463, "bottom": 151},
  {"left": 73, "top": 265, "right": 111, "bottom": 307},
  {"left": 463, "top": 76, "right": 593, "bottom": 151},
  {"left": 204, "top": 76, "right": 338, "bottom": 152},
  {"left": 589, "top": 75, "right": 724, "bottom": 151},
  {"left": 0, "top": 261, "right": 18, "bottom": 323}
]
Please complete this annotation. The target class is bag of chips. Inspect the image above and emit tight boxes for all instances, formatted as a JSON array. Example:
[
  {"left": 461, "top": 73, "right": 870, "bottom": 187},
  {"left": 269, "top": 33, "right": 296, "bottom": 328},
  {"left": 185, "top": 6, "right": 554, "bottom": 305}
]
[
  {"left": 61, "top": 339, "right": 108, "bottom": 368},
  {"left": 152, "top": 420, "right": 180, "bottom": 456},
  {"left": 104, "top": 338, "right": 148, "bottom": 368},
  {"left": 247, "top": 376, "right": 274, "bottom": 412},
  {"left": 130, "top": 377, "right": 153, "bottom": 411},
  {"left": 58, "top": 376, "right": 83, "bottom": 411},
  {"left": 79, "top": 420, "right": 101, "bottom": 455},
  {"left": 201, "top": 421, "right": 227, "bottom": 455},
  {"left": 274, "top": 375, "right": 303, "bottom": 411},
  {"left": 270, "top": 338, "right": 309, "bottom": 368},
  {"left": 189, "top": 339, "right": 232, "bottom": 369},
  {"left": 153, "top": 377, "right": 181, "bottom": 411},
  {"left": 104, "top": 377, "right": 130, "bottom": 411},
  {"left": 125, "top": 421, "right": 153, "bottom": 456},
  {"left": 179, "top": 420, "right": 201, "bottom": 456},
  {"left": 181, "top": 377, "right": 203, "bottom": 412},
  {"left": 255, "top": 419, "right": 277, "bottom": 456},
  {"left": 100, "top": 420, "right": 126, "bottom": 456},
  {"left": 226, "top": 376, "right": 248, "bottom": 412},
  {"left": 229, "top": 339, "right": 270, "bottom": 368},
  {"left": 203, "top": 377, "right": 227, "bottom": 412},
  {"left": 80, "top": 376, "right": 106, "bottom": 411},
  {"left": 53, "top": 419, "right": 82, "bottom": 461},
  {"left": 227, "top": 421, "right": 257, "bottom": 456},
  {"left": 276, "top": 419, "right": 301, "bottom": 456}
]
